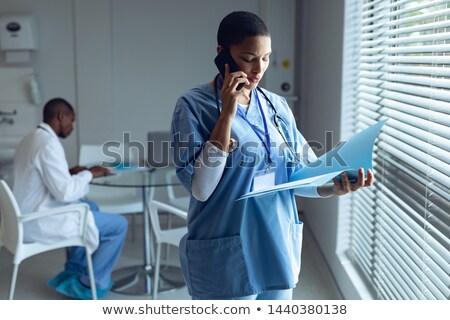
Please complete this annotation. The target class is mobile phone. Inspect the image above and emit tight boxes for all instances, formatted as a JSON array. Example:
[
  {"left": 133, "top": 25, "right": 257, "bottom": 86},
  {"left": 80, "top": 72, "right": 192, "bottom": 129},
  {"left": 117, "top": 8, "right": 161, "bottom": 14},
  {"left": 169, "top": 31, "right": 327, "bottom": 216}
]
[
  {"left": 214, "top": 49, "right": 244, "bottom": 91},
  {"left": 336, "top": 170, "right": 359, "bottom": 183}
]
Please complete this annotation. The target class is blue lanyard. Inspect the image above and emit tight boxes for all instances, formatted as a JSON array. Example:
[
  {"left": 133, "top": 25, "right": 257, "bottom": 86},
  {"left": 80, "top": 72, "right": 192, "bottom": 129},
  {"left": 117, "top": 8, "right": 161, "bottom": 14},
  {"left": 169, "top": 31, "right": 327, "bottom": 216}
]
[{"left": 237, "top": 89, "right": 272, "bottom": 166}]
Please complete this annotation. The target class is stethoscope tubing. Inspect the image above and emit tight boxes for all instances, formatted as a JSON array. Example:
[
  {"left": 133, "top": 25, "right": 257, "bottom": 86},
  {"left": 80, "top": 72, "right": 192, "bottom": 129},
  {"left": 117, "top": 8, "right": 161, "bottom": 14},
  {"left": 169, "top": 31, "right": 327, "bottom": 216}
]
[{"left": 213, "top": 74, "right": 303, "bottom": 164}]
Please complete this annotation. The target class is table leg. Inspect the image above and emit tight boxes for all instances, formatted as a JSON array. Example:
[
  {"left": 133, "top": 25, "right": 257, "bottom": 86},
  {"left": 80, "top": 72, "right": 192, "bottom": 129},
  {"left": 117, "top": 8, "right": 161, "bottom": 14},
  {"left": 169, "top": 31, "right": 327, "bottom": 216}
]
[{"left": 111, "top": 184, "right": 184, "bottom": 296}]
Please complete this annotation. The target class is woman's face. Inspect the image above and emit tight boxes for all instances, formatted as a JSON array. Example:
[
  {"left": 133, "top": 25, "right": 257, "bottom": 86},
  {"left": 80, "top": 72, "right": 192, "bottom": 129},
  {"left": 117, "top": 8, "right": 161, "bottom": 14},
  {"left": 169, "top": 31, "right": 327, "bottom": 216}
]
[{"left": 229, "top": 35, "right": 271, "bottom": 90}]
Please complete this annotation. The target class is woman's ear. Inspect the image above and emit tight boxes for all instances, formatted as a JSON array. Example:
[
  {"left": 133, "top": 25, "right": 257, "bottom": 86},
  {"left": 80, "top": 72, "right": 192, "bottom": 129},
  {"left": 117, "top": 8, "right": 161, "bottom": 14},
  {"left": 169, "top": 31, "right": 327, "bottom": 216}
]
[{"left": 216, "top": 45, "right": 224, "bottom": 54}]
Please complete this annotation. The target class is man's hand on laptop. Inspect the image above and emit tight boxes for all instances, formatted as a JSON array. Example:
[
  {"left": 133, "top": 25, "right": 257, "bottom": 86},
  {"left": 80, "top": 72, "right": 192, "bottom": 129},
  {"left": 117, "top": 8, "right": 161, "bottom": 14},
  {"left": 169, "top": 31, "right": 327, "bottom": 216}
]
[{"left": 89, "top": 166, "right": 111, "bottom": 178}]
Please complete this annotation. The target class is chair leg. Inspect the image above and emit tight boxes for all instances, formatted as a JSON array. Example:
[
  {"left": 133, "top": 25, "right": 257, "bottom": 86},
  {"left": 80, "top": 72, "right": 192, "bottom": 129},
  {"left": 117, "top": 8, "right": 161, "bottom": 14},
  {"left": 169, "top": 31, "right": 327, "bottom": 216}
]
[
  {"left": 153, "top": 242, "right": 162, "bottom": 300},
  {"left": 164, "top": 214, "right": 173, "bottom": 262},
  {"left": 131, "top": 214, "right": 136, "bottom": 243},
  {"left": 85, "top": 252, "right": 97, "bottom": 300},
  {"left": 9, "top": 263, "right": 19, "bottom": 300}
]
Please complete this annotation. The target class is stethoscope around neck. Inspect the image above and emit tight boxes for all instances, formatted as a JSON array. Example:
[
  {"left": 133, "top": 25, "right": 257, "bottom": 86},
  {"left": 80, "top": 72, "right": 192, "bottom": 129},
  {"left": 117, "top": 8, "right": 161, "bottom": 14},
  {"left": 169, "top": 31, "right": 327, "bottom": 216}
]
[{"left": 213, "top": 73, "right": 303, "bottom": 164}]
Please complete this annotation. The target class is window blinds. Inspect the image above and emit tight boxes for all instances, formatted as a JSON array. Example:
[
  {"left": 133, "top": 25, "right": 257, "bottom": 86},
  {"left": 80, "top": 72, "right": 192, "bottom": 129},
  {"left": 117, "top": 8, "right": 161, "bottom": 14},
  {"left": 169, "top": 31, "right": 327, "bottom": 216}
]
[{"left": 342, "top": 0, "right": 450, "bottom": 300}]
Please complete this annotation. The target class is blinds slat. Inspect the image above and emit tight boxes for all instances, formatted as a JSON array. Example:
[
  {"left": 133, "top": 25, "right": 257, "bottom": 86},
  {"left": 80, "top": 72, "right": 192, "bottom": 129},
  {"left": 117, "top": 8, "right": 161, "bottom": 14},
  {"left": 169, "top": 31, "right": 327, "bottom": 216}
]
[
  {"left": 373, "top": 270, "right": 403, "bottom": 299},
  {"left": 381, "top": 127, "right": 450, "bottom": 162},
  {"left": 377, "top": 170, "right": 450, "bottom": 252},
  {"left": 356, "top": 99, "right": 382, "bottom": 113},
  {"left": 377, "top": 97, "right": 450, "bottom": 127},
  {"left": 374, "top": 108, "right": 450, "bottom": 140},
  {"left": 385, "top": 7, "right": 450, "bottom": 27},
  {"left": 357, "top": 78, "right": 383, "bottom": 88},
  {"left": 375, "top": 152, "right": 450, "bottom": 203},
  {"left": 362, "top": 0, "right": 384, "bottom": 10},
  {"left": 354, "top": 191, "right": 376, "bottom": 212},
  {"left": 375, "top": 209, "right": 450, "bottom": 295},
  {"left": 383, "top": 55, "right": 450, "bottom": 64},
  {"left": 387, "top": 19, "right": 450, "bottom": 36},
  {"left": 375, "top": 234, "right": 449, "bottom": 299},
  {"left": 377, "top": 156, "right": 450, "bottom": 230},
  {"left": 376, "top": 192, "right": 450, "bottom": 273},
  {"left": 384, "top": 119, "right": 450, "bottom": 154},
  {"left": 379, "top": 90, "right": 450, "bottom": 116},
  {"left": 376, "top": 231, "right": 430, "bottom": 299},
  {"left": 352, "top": 222, "right": 374, "bottom": 259},
  {"left": 374, "top": 259, "right": 411, "bottom": 299},
  {"left": 378, "top": 142, "right": 450, "bottom": 189},
  {"left": 380, "top": 82, "right": 450, "bottom": 103},
  {"left": 382, "top": 73, "right": 450, "bottom": 90},
  {"left": 384, "top": 65, "right": 450, "bottom": 78},
  {"left": 379, "top": 226, "right": 450, "bottom": 298},
  {"left": 343, "top": 0, "right": 450, "bottom": 300},
  {"left": 374, "top": 243, "right": 420, "bottom": 299},
  {"left": 375, "top": 213, "right": 450, "bottom": 298},
  {"left": 384, "top": 44, "right": 450, "bottom": 54},
  {"left": 358, "top": 70, "right": 384, "bottom": 79},
  {"left": 383, "top": 119, "right": 450, "bottom": 151},
  {"left": 351, "top": 243, "right": 374, "bottom": 278},
  {"left": 386, "top": 0, "right": 450, "bottom": 17}
]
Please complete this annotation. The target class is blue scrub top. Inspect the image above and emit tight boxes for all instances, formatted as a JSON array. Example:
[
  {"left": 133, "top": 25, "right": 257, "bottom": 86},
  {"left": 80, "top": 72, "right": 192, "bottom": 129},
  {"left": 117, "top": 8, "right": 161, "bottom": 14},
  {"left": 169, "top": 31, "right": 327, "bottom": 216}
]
[{"left": 171, "top": 83, "right": 315, "bottom": 299}]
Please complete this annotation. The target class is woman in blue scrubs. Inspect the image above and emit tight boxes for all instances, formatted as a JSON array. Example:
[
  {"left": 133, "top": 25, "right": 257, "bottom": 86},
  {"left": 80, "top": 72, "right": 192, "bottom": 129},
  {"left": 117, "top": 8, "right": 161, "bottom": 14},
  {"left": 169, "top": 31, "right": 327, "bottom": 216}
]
[{"left": 171, "top": 11, "right": 373, "bottom": 300}]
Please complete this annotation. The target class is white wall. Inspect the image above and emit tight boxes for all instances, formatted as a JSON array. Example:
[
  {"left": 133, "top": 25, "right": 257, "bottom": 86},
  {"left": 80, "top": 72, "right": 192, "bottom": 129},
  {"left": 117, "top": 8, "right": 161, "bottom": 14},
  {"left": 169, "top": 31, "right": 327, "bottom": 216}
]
[
  {"left": 0, "top": 0, "right": 78, "bottom": 163},
  {"left": 76, "top": 0, "right": 296, "bottom": 159},
  {"left": 102, "top": 0, "right": 260, "bottom": 148},
  {"left": 1, "top": 0, "right": 355, "bottom": 297},
  {"left": 296, "top": 0, "right": 365, "bottom": 299},
  {"left": 1, "top": 0, "right": 296, "bottom": 166}
]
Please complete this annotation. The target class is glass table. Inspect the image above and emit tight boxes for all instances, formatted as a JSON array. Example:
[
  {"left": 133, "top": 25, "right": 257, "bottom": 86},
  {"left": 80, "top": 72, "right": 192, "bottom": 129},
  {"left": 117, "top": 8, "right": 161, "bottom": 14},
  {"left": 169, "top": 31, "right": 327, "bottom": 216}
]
[{"left": 91, "top": 166, "right": 186, "bottom": 296}]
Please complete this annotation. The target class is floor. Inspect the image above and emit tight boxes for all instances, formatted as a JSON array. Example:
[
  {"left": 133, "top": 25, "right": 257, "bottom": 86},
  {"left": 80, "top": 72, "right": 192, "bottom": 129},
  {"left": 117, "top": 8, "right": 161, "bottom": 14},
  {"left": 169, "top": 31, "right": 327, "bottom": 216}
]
[{"left": 0, "top": 213, "right": 342, "bottom": 300}]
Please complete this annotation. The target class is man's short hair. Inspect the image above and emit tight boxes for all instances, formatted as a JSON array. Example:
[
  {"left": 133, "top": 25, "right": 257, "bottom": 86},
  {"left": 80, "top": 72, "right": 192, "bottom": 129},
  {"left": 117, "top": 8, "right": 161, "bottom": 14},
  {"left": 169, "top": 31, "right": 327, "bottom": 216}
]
[
  {"left": 217, "top": 11, "right": 270, "bottom": 49},
  {"left": 43, "top": 98, "right": 74, "bottom": 122}
]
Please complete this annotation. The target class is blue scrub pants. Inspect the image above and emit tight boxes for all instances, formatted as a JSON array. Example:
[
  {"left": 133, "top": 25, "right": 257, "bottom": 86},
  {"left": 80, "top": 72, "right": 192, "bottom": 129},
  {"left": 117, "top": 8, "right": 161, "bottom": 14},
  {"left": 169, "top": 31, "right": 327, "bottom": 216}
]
[
  {"left": 192, "top": 289, "right": 293, "bottom": 300},
  {"left": 65, "top": 201, "right": 128, "bottom": 290},
  {"left": 230, "top": 289, "right": 293, "bottom": 300}
]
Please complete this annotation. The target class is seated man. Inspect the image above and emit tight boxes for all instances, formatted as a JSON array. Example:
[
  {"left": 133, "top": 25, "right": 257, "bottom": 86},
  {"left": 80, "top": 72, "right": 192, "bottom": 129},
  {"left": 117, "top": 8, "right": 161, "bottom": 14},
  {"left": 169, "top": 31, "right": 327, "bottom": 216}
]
[{"left": 12, "top": 97, "right": 128, "bottom": 299}]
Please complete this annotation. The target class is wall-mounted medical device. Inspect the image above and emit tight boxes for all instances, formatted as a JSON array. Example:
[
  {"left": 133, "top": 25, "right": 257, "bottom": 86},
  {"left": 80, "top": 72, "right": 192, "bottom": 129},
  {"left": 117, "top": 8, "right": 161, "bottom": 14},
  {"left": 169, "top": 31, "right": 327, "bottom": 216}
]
[{"left": 0, "top": 15, "right": 38, "bottom": 63}]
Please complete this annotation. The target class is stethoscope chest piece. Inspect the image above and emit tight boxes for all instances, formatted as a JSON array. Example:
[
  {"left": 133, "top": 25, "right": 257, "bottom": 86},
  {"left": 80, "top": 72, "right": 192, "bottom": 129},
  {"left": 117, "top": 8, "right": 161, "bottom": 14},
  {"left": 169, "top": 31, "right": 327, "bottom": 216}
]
[{"left": 228, "top": 138, "right": 239, "bottom": 153}]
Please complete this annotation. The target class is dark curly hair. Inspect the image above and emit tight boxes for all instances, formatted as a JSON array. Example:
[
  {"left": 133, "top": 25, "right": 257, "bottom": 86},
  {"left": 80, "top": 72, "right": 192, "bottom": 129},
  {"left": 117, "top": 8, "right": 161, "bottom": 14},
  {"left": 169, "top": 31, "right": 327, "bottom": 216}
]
[
  {"left": 43, "top": 97, "right": 74, "bottom": 122},
  {"left": 217, "top": 11, "right": 270, "bottom": 49}
]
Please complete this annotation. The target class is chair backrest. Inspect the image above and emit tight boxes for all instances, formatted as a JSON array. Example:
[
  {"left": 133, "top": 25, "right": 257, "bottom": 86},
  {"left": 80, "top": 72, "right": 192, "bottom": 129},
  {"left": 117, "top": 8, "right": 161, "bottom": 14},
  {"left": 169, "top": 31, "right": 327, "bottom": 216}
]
[
  {"left": 147, "top": 131, "right": 173, "bottom": 168},
  {"left": 148, "top": 200, "right": 187, "bottom": 242},
  {"left": 147, "top": 131, "right": 189, "bottom": 209},
  {"left": 0, "top": 180, "right": 22, "bottom": 253}
]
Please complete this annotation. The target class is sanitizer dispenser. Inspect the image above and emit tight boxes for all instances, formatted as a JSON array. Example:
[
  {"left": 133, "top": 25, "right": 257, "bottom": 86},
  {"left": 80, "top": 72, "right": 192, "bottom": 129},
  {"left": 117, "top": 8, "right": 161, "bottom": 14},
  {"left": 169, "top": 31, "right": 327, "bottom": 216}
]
[{"left": 0, "top": 15, "right": 38, "bottom": 63}]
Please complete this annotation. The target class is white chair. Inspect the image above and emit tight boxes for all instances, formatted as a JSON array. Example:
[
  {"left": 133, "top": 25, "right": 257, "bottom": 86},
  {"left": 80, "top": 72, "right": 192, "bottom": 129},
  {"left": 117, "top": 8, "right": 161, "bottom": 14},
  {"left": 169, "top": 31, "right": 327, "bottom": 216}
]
[
  {"left": 0, "top": 180, "right": 97, "bottom": 300},
  {"left": 147, "top": 131, "right": 190, "bottom": 211},
  {"left": 79, "top": 144, "right": 143, "bottom": 239},
  {"left": 147, "top": 132, "right": 189, "bottom": 261},
  {"left": 147, "top": 200, "right": 187, "bottom": 299}
]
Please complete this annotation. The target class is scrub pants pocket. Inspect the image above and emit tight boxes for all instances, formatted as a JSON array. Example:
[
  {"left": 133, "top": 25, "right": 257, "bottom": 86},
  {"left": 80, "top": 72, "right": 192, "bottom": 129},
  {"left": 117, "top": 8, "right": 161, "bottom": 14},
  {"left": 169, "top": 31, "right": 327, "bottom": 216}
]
[
  {"left": 290, "top": 223, "right": 304, "bottom": 279},
  {"left": 186, "top": 235, "right": 251, "bottom": 298}
]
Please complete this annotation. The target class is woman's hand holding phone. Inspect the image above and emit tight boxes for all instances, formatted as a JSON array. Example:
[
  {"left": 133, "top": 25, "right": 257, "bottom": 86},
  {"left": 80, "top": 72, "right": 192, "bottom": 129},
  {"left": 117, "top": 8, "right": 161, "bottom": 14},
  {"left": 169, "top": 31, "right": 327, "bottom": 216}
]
[
  {"left": 220, "top": 64, "right": 249, "bottom": 118},
  {"left": 209, "top": 62, "right": 249, "bottom": 152},
  {"left": 209, "top": 49, "right": 251, "bottom": 152},
  {"left": 214, "top": 48, "right": 248, "bottom": 91},
  {"left": 214, "top": 49, "right": 250, "bottom": 118}
]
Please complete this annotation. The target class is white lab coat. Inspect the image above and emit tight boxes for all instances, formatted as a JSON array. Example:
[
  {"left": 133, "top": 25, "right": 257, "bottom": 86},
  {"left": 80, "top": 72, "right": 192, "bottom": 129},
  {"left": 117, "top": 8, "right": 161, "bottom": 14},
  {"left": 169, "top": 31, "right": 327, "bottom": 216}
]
[{"left": 12, "top": 123, "right": 99, "bottom": 252}]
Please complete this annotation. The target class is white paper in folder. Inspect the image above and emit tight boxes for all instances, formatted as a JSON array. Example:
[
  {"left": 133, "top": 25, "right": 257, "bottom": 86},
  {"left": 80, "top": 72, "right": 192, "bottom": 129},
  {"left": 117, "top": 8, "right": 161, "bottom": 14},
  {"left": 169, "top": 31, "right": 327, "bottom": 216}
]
[{"left": 238, "top": 119, "right": 388, "bottom": 200}]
